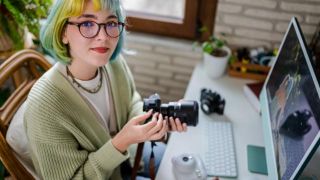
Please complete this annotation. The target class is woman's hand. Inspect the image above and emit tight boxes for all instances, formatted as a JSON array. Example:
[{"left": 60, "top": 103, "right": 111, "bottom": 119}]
[
  {"left": 167, "top": 117, "right": 187, "bottom": 132},
  {"left": 167, "top": 99, "right": 188, "bottom": 132},
  {"left": 112, "top": 110, "right": 167, "bottom": 153}
]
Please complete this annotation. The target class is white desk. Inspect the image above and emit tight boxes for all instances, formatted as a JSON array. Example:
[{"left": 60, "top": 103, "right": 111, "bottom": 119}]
[{"left": 156, "top": 63, "right": 268, "bottom": 180}]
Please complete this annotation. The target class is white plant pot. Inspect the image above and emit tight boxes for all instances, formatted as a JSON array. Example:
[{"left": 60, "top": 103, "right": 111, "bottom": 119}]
[{"left": 203, "top": 46, "right": 231, "bottom": 79}]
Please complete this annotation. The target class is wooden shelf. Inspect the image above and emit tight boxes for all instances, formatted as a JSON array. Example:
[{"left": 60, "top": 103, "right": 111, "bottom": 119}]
[{"left": 228, "top": 62, "right": 270, "bottom": 81}]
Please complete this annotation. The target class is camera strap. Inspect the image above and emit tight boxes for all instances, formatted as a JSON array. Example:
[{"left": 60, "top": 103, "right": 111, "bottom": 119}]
[{"left": 131, "top": 142, "right": 144, "bottom": 180}]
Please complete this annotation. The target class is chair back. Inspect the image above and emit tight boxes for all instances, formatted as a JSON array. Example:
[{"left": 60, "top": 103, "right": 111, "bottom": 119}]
[{"left": 0, "top": 49, "right": 51, "bottom": 179}]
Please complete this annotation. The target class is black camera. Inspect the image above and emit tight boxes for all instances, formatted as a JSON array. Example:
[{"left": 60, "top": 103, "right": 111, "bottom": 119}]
[
  {"left": 143, "top": 94, "right": 199, "bottom": 126},
  {"left": 200, "top": 88, "right": 225, "bottom": 115}
]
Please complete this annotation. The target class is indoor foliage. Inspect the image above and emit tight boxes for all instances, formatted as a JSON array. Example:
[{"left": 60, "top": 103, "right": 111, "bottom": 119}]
[{"left": 0, "top": 0, "right": 52, "bottom": 49}]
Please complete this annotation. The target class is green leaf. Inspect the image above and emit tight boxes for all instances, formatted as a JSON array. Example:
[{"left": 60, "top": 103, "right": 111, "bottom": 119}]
[
  {"left": 3, "top": 0, "right": 25, "bottom": 25},
  {"left": 202, "top": 42, "right": 214, "bottom": 54},
  {"left": 215, "top": 39, "right": 224, "bottom": 48}
]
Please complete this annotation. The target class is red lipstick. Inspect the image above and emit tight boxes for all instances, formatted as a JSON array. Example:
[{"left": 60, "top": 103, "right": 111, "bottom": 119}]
[{"left": 91, "top": 47, "right": 108, "bottom": 54}]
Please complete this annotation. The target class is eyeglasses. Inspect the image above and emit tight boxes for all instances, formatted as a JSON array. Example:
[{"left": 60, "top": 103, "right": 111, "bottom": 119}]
[{"left": 67, "top": 21, "right": 125, "bottom": 38}]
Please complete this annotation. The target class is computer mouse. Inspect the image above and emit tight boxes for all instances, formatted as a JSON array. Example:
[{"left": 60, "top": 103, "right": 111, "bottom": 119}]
[{"left": 280, "top": 109, "right": 312, "bottom": 138}]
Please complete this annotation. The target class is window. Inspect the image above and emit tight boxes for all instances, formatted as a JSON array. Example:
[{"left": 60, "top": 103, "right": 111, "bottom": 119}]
[{"left": 121, "top": 0, "right": 217, "bottom": 40}]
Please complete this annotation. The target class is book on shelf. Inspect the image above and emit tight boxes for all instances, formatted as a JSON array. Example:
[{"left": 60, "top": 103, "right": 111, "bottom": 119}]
[{"left": 243, "top": 81, "right": 265, "bottom": 112}]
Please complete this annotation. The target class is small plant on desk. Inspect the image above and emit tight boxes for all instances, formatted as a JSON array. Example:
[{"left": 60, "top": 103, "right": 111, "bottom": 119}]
[{"left": 193, "top": 27, "right": 231, "bottom": 79}]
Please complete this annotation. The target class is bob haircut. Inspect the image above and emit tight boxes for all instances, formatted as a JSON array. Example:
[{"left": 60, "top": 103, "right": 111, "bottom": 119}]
[{"left": 40, "top": 0, "right": 125, "bottom": 64}]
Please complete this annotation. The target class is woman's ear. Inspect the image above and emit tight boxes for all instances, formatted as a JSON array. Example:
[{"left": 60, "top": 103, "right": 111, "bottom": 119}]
[
  {"left": 62, "top": 35, "right": 68, "bottom": 44},
  {"left": 62, "top": 26, "right": 69, "bottom": 44}
]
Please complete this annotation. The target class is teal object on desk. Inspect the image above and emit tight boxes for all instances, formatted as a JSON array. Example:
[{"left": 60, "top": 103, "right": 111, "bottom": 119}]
[{"left": 247, "top": 145, "right": 268, "bottom": 175}]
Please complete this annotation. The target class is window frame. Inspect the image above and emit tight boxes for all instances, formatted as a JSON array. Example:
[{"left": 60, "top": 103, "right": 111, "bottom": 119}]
[{"left": 125, "top": 0, "right": 218, "bottom": 40}]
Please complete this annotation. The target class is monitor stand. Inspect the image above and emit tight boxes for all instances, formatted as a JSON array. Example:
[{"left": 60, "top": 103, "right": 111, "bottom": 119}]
[{"left": 247, "top": 145, "right": 268, "bottom": 175}]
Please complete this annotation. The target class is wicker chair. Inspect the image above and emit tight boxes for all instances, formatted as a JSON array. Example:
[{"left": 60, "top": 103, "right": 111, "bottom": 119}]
[{"left": 0, "top": 49, "right": 51, "bottom": 179}]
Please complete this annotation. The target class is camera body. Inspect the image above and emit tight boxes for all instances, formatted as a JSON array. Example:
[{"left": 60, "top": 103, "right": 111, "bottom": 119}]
[
  {"left": 143, "top": 94, "right": 199, "bottom": 126},
  {"left": 171, "top": 153, "right": 207, "bottom": 180},
  {"left": 200, "top": 88, "right": 225, "bottom": 115}
]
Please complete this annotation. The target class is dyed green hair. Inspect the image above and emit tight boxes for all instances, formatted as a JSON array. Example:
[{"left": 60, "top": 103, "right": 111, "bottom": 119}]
[{"left": 40, "top": 0, "right": 125, "bottom": 64}]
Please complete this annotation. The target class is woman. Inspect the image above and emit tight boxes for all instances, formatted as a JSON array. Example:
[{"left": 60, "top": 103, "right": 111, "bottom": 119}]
[{"left": 24, "top": 0, "right": 187, "bottom": 179}]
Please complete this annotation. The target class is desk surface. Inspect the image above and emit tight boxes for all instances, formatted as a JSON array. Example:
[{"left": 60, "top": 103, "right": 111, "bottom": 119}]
[{"left": 156, "top": 63, "right": 268, "bottom": 180}]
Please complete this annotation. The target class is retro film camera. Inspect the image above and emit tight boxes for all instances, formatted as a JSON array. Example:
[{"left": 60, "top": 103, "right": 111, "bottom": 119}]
[
  {"left": 143, "top": 94, "right": 199, "bottom": 126},
  {"left": 200, "top": 88, "right": 225, "bottom": 115},
  {"left": 171, "top": 153, "right": 207, "bottom": 180}
]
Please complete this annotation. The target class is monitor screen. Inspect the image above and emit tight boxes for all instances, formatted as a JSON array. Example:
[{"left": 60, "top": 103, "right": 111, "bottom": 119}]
[{"left": 260, "top": 17, "right": 320, "bottom": 180}]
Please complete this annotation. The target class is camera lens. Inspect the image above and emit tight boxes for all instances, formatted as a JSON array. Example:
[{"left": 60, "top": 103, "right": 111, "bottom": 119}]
[
  {"left": 164, "top": 101, "right": 198, "bottom": 126},
  {"left": 143, "top": 94, "right": 199, "bottom": 126},
  {"left": 200, "top": 101, "right": 211, "bottom": 114}
]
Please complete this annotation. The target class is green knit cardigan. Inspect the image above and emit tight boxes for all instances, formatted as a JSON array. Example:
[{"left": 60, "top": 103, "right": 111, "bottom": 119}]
[{"left": 24, "top": 56, "right": 143, "bottom": 180}]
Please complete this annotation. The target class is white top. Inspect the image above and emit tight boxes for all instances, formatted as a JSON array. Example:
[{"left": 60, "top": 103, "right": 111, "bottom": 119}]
[{"left": 56, "top": 63, "right": 112, "bottom": 133}]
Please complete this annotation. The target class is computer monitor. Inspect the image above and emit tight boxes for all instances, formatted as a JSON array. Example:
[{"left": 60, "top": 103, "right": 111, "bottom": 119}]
[{"left": 260, "top": 17, "right": 320, "bottom": 180}]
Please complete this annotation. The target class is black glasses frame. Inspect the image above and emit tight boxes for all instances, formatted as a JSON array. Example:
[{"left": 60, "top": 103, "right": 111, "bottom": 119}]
[{"left": 67, "top": 21, "right": 125, "bottom": 38}]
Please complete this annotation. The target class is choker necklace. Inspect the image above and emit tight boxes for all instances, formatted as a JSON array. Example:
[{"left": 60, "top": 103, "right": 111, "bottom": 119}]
[{"left": 66, "top": 66, "right": 103, "bottom": 94}]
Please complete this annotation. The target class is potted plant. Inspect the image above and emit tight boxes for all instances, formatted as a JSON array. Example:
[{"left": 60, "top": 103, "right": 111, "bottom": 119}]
[
  {"left": 0, "top": 0, "right": 51, "bottom": 51},
  {"left": 195, "top": 28, "right": 231, "bottom": 78}
]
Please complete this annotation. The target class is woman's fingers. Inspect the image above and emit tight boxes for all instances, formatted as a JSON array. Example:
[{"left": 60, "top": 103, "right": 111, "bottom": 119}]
[
  {"left": 140, "top": 112, "right": 158, "bottom": 131},
  {"left": 142, "top": 113, "right": 168, "bottom": 141},
  {"left": 169, "top": 117, "right": 187, "bottom": 132},
  {"left": 147, "top": 114, "right": 164, "bottom": 136},
  {"left": 169, "top": 117, "right": 177, "bottom": 131},
  {"left": 182, "top": 123, "right": 188, "bottom": 132},
  {"left": 175, "top": 118, "right": 184, "bottom": 132},
  {"left": 149, "top": 118, "right": 167, "bottom": 140},
  {"left": 135, "top": 113, "right": 188, "bottom": 142},
  {"left": 131, "top": 109, "right": 153, "bottom": 125}
]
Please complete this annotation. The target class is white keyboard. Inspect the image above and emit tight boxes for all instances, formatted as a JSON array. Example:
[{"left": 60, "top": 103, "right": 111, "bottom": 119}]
[{"left": 203, "top": 120, "right": 238, "bottom": 177}]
